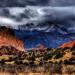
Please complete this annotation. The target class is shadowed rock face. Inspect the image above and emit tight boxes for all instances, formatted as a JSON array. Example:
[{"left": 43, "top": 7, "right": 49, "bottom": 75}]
[
  {"left": 0, "top": 26, "right": 15, "bottom": 36},
  {"left": 60, "top": 40, "right": 75, "bottom": 48},
  {"left": 0, "top": 26, "right": 25, "bottom": 51}
]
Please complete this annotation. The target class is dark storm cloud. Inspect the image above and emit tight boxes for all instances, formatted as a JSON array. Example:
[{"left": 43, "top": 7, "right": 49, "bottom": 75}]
[
  {"left": 50, "top": 0, "right": 75, "bottom": 6},
  {"left": 0, "top": 0, "right": 75, "bottom": 6},
  {"left": 0, "top": 0, "right": 49, "bottom": 6},
  {"left": 0, "top": 6, "right": 75, "bottom": 33}
]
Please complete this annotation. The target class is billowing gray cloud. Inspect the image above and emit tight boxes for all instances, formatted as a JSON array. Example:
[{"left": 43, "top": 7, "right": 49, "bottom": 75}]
[{"left": 0, "top": 6, "right": 75, "bottom": 33}]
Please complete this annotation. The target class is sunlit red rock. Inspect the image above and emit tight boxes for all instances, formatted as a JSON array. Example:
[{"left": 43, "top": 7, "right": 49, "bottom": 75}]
[
  {"left": 37, "top": 44, "right": 45, "bottom": 51},
  {"left": 0, "top": 26, "right": 25, "bottom": 51},
  {"left": 59, "top": 40, "right": 75, "bottom": 48}
]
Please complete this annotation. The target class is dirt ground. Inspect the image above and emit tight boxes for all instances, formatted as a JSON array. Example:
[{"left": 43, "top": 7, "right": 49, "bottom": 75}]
[{"left": 0, "top": 72, "right": 75, "bottom": 75}]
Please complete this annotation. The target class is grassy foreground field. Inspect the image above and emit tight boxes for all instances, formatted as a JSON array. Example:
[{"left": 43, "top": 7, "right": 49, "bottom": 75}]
[
  {"left": 0, "top": 46, "right": 75, "bottom": 75},
  {"left": 0, "top": 64, "right": 74, "bottom": 75}
]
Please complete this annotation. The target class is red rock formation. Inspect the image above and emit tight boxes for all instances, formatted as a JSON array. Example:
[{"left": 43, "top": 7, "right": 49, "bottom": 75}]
[
  {"left": 37, "top": 44, "right": 45, "bottom": 51},
  {"left": 0, "top": 26, "right": 25, "bottom": 51},
  {"left": 59, "top": 40, "right": 75, "bottom": 48}
]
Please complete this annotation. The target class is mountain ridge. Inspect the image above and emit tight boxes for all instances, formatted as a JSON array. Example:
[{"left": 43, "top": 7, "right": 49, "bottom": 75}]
[{"left": 0, "top": 26, "right": 25, "bottom": 51}]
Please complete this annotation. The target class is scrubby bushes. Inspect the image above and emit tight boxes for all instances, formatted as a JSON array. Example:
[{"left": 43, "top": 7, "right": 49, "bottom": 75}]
[
  {"left": 54, "top": 52, "right": 63, "bottom": 59},
  {"left": 0, "top": 45, "right": 74, "bottom": 66}
]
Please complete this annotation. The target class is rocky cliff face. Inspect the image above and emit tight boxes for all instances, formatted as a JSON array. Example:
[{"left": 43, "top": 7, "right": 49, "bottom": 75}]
[
  {"left": 60, "top": 40, "right": 75, "bottom": 48},
  {"left": 0, "top": 26, "right": 25, "bottom": 51}
]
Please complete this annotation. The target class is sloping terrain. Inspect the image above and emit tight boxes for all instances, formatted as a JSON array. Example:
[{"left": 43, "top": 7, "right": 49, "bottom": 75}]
[
  {"left": 0, "top": 26, "right": 25, "bottom": 51},
  {"left": 60, "top": 40, "right": 75, "bottom": 48}
]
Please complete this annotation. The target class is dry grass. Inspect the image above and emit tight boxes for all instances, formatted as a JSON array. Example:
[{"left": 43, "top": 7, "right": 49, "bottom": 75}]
[
  {"left": 0, "top": 73, "right": 48, "bottom": 75},
  {"left": 0, "top": 64, "right": 74, "bottom": 75}
]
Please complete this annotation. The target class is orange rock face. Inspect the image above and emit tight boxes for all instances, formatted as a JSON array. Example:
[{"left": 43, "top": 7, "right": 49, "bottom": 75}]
[
  {"left": 59, "top": 40, "right": 75, "bottom": 48},
  {"left": 0, "top": 26, "right": 25, "bottom": 51}
]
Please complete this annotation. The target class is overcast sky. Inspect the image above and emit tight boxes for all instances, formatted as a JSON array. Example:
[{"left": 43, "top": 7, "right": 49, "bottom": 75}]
[
  {"left": 0, "top": 0, "right": 75, "bottom": 6},
  {"left": 0, "top": 0, "right": 75, "bottom": 33}
]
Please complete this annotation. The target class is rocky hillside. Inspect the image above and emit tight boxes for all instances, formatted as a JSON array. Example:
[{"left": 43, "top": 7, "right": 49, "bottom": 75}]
[
  {"left": 0, "top": 26, "right": 25, "bottom": 51},
  {"left": 60, "top": 40, "right": 75, "bottom": 48}
]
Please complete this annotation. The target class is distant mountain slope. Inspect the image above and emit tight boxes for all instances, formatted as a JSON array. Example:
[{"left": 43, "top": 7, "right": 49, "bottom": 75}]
[{"left": 14, "top": 29, "right": 75, "bottom": 49}]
